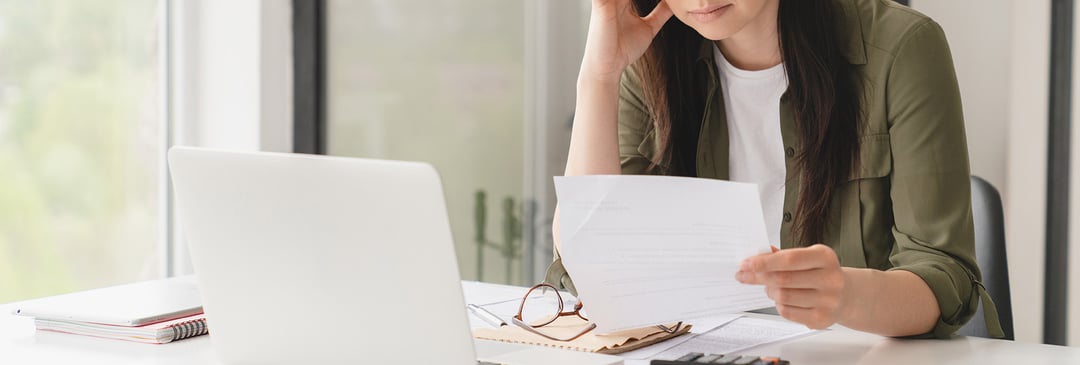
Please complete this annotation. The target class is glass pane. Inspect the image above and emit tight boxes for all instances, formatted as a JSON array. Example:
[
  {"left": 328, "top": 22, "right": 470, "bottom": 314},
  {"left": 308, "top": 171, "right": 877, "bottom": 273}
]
[
  {"left": 0, "top": 0, "right": 163, "bottom": 302},
  {"left": 326, "top": 0, "right": 526, "bottom": 284}
]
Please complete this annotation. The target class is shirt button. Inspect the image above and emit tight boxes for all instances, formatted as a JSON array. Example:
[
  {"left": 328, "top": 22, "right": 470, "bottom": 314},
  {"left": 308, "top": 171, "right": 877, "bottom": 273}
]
[
  {"left": 785, "top": 147, "right": 795, "bottom": 158},
  {"left": 783, "top": 211, "right": 792, "bottom": 223}
]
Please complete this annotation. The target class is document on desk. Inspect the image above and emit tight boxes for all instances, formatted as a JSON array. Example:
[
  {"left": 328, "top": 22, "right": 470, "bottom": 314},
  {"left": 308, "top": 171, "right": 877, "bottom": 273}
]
[
  {"left": 555, "top": 175, "right": 773, "bottom": 333},
  {"left": 641, "top": 317, "right": 818, "bottom": 361},
  {"left": 619, "top": 317, "right": 818, "bottom": 364}
]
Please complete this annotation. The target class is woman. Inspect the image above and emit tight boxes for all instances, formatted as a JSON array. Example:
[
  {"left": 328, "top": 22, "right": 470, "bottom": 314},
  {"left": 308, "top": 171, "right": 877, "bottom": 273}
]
[{"left": 545, "top": 0, "right": 1002, "bottom": 338}]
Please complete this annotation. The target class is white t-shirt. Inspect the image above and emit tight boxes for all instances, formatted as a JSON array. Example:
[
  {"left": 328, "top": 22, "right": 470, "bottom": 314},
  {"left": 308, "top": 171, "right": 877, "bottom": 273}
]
[{"left": 714, "top": 44, "right": 788, "bottom": 246}]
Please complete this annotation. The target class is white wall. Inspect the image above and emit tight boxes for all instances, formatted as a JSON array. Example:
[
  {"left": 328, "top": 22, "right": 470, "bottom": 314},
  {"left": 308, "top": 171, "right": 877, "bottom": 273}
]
[
  {"left": 259, "top": 0, "right": 294, "bottom": 153},
  {"left": 912, "top": 0, "right": 1050, "bottom": 344},
  {"left": 1005, "top": 0, "right": 1052, "bottom": 345},
  {"left": 169, "top": 0, "right": 294, "bottom": 275},
  {"left": 171, "top": 0, "right": 292, "bottom": 152}
]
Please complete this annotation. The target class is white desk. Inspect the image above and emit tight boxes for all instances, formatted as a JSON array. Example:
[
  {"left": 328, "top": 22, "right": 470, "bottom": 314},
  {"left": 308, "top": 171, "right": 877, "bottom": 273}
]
[{"left": 2, "top": 281, "right": 1078, "bottom": 364}]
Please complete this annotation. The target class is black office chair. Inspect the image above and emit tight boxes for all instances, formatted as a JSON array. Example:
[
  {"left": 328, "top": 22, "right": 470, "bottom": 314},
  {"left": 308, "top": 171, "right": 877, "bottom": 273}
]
[{"left": 957, "top": 176, "right": 1015, "bottom": 340}]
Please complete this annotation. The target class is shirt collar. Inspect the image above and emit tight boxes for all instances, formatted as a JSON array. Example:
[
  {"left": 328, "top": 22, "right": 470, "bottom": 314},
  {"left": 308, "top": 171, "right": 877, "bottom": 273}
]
[{"left": 839, "top": 0, "right": 868, "bottom": 65}]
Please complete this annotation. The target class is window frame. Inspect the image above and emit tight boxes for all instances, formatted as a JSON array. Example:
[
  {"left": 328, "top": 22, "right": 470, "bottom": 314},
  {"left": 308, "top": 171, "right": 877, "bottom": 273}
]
[{"left": 292, "top": 0, "right": 326, "bottom": 155}]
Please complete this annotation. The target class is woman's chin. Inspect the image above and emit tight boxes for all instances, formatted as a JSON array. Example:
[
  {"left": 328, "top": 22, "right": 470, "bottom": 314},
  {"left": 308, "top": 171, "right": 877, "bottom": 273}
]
[
  {"left": 686, "top": 24, "right": 741, "bottom": 41},
  {"left": 696, "top": 29, "right": 737, "bottom": 41}
]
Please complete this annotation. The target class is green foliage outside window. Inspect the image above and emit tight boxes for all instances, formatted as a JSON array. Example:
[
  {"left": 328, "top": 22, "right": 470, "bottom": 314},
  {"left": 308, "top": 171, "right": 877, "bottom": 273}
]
[{"left": 0, "top": 0, "right": 161, "bottom": 303}]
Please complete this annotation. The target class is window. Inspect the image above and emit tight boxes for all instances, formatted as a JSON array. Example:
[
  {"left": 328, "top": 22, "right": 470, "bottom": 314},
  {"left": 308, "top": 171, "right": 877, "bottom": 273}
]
[
  {"left": 0, "top": 0, "right": 165, "bottom": 302},
  {"left": 324, "top": 1, "right": 588, "bottom": 285}
]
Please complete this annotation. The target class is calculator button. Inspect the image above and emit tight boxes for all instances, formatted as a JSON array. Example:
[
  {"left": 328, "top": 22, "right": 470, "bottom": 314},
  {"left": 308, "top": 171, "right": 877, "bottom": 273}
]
[
  {"left": 648, "top": 353, "right": 786, "bottom": 365},
  {"left": 712, "top": 355, "right": 740, "bottom": 364},
  {"left": 732, "top": 356, "right": 760, "bottom": 365},
  {"left": 696, "top": 354, "right": 723, "bottom": 363},
  {"left": 675, "top": 352, "right": 704, "bottom": 362}
]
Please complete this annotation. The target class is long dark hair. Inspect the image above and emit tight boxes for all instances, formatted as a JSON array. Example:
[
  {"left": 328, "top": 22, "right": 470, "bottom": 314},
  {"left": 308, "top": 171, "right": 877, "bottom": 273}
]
[{"left": 632, "top": 0, "right": 860, "bottom": 245}]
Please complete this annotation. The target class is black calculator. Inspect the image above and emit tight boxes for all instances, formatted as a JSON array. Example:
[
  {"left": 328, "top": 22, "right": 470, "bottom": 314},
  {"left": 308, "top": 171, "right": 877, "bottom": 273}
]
[{"left": 651, "top": 352, "right": 790, "bottom": 365}]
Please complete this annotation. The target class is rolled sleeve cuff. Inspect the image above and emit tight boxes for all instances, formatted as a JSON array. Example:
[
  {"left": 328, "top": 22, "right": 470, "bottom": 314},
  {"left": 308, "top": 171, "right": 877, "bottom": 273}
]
[{"left": 889, "top": 260, "right": 978, "bottom": 339}]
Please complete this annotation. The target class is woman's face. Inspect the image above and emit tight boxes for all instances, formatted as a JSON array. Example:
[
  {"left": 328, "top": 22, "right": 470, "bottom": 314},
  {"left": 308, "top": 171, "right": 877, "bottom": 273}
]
[{"left": 664, "top": 0, "right": 777, "bottom": 41}]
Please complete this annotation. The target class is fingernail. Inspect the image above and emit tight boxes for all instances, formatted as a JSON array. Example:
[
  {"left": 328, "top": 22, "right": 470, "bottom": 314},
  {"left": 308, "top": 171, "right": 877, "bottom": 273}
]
[
  {"left": 739, "top": 259, "right": 750, "bottom": 271},
  {"left": 736, "top": 271, "right": 746, "bottom": 283}
]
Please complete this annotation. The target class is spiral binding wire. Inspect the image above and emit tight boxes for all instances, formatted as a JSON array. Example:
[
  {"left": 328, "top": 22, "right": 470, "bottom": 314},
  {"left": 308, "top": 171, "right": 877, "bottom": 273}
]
[{"left": 170, "top": 318, "right": 208, "bottom": 342}]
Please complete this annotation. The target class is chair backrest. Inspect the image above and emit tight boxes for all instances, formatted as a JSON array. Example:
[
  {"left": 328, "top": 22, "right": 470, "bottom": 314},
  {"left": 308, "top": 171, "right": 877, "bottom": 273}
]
[{"left": 957, "top": 176, "right": 1015, "bottom": 340}]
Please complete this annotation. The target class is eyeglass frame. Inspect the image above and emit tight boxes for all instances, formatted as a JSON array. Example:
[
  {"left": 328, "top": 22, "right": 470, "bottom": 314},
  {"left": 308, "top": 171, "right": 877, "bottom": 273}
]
[
  {"left": 512, "top": 283, "right": 595, "bottom": 341},
  {"left": 511, "top": 283, "right": 684, "bottom": 342}
]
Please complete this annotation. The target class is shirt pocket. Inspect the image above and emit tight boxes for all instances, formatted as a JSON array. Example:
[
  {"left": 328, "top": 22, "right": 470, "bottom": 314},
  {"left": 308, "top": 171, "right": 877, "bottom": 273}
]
[
  {"left": 849, "top": 134, "right": 893, "bottom": 181},
  {"left": 839, "top": 133, "right": 894, "bottom": 270}
]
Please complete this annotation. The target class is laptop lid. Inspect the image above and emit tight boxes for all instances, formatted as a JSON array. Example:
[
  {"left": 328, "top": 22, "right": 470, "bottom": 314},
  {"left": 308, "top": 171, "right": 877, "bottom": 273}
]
[{"left": 168, "top": 147, "right": 476, "bottom": 364}]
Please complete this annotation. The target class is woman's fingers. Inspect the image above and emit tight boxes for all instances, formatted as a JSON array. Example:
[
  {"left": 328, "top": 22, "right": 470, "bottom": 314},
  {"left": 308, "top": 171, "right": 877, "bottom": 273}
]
[
  {"left": 738, "top": 269, "right": 826, "bottom": 289},
  {"left": 776, "top": 304, "right": 834, "bottom": 330},
  {"left": 740, "top": 244, "right": 838, "bottom": 272},
  {"left": 643, "top": 1, "right": 674, "bottom": 35},
  {"left": 765, "top": 287, "right": 819, "bottom": 308},
  {"left": 737, "top": 244, "right": 847, "bottom": 330},
  {"left": 582, "top": 0, "right": 666, "bottom": 82}
]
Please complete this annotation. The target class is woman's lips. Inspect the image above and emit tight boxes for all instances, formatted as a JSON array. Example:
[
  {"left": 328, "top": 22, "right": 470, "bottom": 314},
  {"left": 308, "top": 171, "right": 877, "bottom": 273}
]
[{"left": 688, "top": 3, "right": 733, "bottom": 22}]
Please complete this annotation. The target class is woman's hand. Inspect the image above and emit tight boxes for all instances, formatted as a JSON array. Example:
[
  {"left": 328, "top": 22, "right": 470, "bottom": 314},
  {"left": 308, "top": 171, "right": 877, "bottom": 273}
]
[
  {"left": 582, "top": 0, "right": 673, "bottom": 84},
  {"left": 735, "top": 244, "right": 852, "bottom": 329}
]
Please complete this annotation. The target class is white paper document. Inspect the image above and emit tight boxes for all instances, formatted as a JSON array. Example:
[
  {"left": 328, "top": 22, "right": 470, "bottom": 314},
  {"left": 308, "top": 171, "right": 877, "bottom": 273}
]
[
  {"left": 461, "top": 280, "right": 535, "bottom": 306},
  {"left": 627, "top": 317, "right": 818, "bottom": 364},
  {"left": 555, "top": 175, "right": 773, "bottom": 333}
]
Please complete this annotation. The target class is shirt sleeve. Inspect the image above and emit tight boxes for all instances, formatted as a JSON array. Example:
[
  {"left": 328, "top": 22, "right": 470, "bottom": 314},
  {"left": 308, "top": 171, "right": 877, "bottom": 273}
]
[
  {"left": 618, "top": 66, "right": 661, "bottom": 175},
  {"left": 883, "top": 19, "right": 991, "bottom": 338}
]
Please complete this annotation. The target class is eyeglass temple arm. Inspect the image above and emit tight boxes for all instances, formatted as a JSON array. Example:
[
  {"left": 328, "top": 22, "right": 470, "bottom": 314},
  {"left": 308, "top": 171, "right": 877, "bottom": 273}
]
[{"left": 656, "top": 322, "right": 683, "bottom": 333}]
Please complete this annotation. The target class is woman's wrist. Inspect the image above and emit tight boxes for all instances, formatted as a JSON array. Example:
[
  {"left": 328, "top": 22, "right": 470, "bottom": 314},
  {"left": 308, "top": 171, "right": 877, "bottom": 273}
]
[
  {"left": 836, "top": 267, "right": 872, "bottom": 327},
  {"left": 835, "top": 267, "right": 939, "bottom": 336},
  {"left": 574, "top": 71, "right": 622, "bottom": 115},
  {"left": 577, "top": 64, "right": 625, "bottom": 90}
]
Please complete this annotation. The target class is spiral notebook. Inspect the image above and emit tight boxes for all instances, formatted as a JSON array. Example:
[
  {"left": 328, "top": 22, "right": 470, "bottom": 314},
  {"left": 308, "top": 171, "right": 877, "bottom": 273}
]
[{"left": 34, "top": 313, "right": 208, "bottom": 344}]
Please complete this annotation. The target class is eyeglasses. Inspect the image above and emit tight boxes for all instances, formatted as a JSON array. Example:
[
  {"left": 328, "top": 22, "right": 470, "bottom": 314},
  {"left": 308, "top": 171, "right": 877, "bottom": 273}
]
[
  {"left": 512, "top": 283, "right": 683, "bottom": 342},
  {"left": 512, "top": 283, "right": 596, "bottom": 341}
]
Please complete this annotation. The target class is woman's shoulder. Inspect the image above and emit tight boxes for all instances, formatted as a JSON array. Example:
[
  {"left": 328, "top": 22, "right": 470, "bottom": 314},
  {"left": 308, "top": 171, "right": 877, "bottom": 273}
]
[{"left": 842, "top": 0, "right": 943, "bottom": 60}]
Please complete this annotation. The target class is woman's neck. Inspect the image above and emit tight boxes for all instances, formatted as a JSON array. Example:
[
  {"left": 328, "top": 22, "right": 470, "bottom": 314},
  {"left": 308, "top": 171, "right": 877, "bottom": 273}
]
[{"left": 715, "top": 1, "right": 782, "bottom": 71}]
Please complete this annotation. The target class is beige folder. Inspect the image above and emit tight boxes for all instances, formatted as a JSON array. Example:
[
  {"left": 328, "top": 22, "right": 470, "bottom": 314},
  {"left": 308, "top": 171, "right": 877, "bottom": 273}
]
[{"left": 472, "top": 316, "right": 691, "bottom": 354}]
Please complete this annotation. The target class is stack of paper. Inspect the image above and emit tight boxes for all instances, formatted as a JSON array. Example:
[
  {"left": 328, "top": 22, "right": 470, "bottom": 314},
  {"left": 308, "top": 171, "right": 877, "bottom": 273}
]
[
  {"left": 35, "top": 313, "right": 208, "bottom": 344},
  {"left": 554, "top": 175, "right": 775, "bottom": 333}
]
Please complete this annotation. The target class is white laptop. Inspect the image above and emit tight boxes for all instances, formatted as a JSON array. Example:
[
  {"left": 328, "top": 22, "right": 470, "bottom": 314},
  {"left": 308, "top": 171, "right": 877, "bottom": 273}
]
[{"left": 167, "top": 147, "right": 621, "bottom": 365}]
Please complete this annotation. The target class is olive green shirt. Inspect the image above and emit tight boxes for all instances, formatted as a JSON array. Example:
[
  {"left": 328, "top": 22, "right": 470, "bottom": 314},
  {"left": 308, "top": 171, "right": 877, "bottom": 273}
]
[{"left": 546, "top": 0, "right": 1003, "bottom": 339}]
